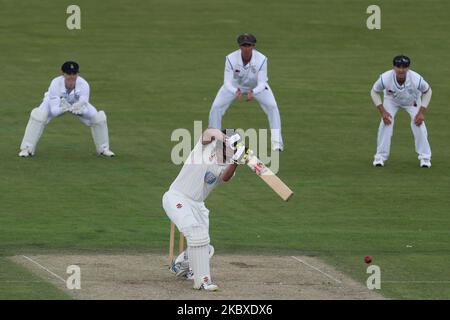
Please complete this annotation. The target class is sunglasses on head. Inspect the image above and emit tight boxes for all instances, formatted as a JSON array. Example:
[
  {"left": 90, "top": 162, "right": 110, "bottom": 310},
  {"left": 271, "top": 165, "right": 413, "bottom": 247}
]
[{"left": 393, "top": 56, "right": 410, "bottom": 68}]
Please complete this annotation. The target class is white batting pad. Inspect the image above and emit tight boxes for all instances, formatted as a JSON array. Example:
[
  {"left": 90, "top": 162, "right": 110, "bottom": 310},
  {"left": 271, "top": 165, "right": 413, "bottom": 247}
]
[
  {"left": 188, "top": 244, "right": 211, "bottom": 289},
  {"left": 20, "top": 108, "right": 48, "bottom": 153},
  {"left": 184, "top": 225, "right": 212, "bottom": 289},
  {"left": 184, "top": 225, "right": 210, "bottom": 247},
  {"left": 90, "top": 110, "right": 110, "bottom": 154}
]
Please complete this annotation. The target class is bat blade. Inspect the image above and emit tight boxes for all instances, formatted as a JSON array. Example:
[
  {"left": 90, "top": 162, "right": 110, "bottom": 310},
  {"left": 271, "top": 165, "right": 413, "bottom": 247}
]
[{"left": 246, "top": 154, "right": 294, "bottom": 201}]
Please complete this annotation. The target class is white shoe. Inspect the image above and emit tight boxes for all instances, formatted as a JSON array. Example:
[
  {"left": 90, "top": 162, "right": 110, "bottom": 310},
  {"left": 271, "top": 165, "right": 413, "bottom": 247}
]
[
  {"left": 18, "top": 148, "right": 33, "bottom": 157},
  {"left": 272, "top": 142, "right": 284, "bottom": 152},
  {"left": 100, "top": 149, "right": 115, "bottom": 157},
  {"left": 200, "top": 282, "right": 218, "bottom": 291},
  {"left": 420, "top": 159, "right": 431, "bottom": 168},
  {"left": 373, "top": 157, "right": 384, "bottom": 167},
  {"left": 194, "top": 276, "right": 219, "bottom": 291}
]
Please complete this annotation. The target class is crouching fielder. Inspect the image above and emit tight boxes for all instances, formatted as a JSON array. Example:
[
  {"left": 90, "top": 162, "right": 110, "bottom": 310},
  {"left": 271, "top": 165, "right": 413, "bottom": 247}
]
[
  {"left": 18, "top": 61, "right": 115, "bottom": 157},
  {"left": 162, "top": 128, "right": 249, "bottom": 291},
  {"left": 371, "top": 55, "right": 432, "bottom": 168},
  {"left": 208, "top": 33, "right": 284, "bottom": 151}
]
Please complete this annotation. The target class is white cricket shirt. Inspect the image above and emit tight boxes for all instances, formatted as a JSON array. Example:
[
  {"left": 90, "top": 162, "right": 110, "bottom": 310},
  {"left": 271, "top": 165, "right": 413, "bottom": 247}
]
[
  {"left": 169, "top": 139, "right": 227, "bottom": 202},
  {"left": 43, "top": 75, "right": 90, "bottom": 116},
  {"left": 372, "top": 69, "right": 430, "bottom": 107},
  {"left": 223, "top": 49, "right": 268, "bottom": 95}
]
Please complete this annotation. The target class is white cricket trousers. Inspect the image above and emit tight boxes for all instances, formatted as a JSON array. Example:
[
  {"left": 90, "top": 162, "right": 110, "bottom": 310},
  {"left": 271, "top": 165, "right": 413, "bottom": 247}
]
[
  {"left": 208, "top": 85, "right": 283, "bottom": 145},
  {"left": 375, "top": 99, "right": 431, "bottom": 161},
  {"left": 163, "top": 190, "right": 213, "bottom": 288},
  {"left": 162, "top": 190, "right": 210, "bottom": 234}
]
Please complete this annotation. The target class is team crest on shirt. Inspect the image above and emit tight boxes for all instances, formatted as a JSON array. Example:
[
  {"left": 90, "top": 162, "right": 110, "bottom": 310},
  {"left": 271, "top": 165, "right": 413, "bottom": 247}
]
[
  {"left": 209, "top": 152, "right": 216, "bottom": 162},
  {"left": 204, "top": 171, "right": 217, "bottom": 185},
  {"left": 251, "top": 66, "right": 257, "bottom": 73},
  {"left": 176, "top": 203, "right": 182, "bottom": 209}
]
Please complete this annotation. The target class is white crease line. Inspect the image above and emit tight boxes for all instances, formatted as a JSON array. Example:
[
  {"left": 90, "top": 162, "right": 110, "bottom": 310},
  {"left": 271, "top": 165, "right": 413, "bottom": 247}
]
[
  {"left": 22, "top": 255, "right": 66, "bottom": 284},
  {"left": 383, "top": 280, "right": 450, "bottom": 284},
  {"left": 291, "top": 256, "right": 342, "bottom": 284}
]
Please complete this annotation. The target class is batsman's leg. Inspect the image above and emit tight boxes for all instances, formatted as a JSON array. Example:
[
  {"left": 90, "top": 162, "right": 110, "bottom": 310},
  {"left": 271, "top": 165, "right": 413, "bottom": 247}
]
[
  {"left": 169, "top": 224, "right": 192, "bottom": 278},
  {"left": 163, "top": 191, "right": 195, "bottom": 276},
  {"left": 163, "top": 191, "right": 216, "bottom": 289},
  {"left": 184, "top": 225, "right": 217, "bottom": 291},
  {"left": 208, "top": 86, "right": 236, "bottom": 129}
]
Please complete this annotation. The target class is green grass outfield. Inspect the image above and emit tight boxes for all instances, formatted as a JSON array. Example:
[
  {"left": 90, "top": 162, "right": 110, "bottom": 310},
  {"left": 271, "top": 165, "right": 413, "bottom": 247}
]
[{"left": 1, "top": 0, "right": 449, "bottom": 299}]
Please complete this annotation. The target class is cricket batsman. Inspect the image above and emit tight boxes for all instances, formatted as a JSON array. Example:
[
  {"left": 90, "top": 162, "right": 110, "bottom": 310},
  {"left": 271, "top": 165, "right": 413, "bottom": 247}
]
[
  {"left": 162, "top": 128, "right": 250, "bottom": 291},
  {"left": 371, "top": 55, "right": 432, "bottom": 167},
  {"left": 18, "top": 61, "right": 115, "bottom": 157},
  {"left": 208, "top": 33, "right": 284, "bottom": 152}
]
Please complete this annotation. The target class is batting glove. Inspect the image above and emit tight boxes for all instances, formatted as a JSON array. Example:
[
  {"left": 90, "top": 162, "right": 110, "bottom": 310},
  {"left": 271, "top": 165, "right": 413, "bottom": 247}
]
[
  {"left": 232, "top": 144, "right": 252, "bottom": 164},
  {"left": 226, "top": 133, "right": 241, "bottom": 150}
]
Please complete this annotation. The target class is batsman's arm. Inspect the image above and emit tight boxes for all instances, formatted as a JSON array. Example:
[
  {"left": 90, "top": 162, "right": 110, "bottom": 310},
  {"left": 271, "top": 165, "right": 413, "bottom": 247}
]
[
  {"left": 202, "top": 128, "right": 226, "bottom": 145},
  {"left": 221, "top": 163, "right": 238, "bottom": 182}
]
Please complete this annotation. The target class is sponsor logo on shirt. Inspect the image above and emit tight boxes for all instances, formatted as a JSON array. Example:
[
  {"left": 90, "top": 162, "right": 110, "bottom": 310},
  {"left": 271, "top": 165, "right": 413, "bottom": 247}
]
[
  {"left": 176, "top": 203, "right": 182, "bottom": 209},
  {"left": 204, "top": 171, "right": 217, "bottom": 185}
]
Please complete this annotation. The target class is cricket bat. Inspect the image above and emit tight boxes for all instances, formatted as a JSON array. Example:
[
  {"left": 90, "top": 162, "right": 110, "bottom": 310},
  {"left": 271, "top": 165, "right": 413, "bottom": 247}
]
[{"left": 245, "top": 152, "right": 294, "bottom": 201}]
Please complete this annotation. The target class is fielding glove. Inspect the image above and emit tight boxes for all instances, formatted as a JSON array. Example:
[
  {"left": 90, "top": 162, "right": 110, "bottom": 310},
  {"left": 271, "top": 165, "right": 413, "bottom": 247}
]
[
  {"left": 60, "top": 98, "right": 72, "bottom": 112},
  {"left": 70, "top": 101, "right": 87, "bottom": 115}
]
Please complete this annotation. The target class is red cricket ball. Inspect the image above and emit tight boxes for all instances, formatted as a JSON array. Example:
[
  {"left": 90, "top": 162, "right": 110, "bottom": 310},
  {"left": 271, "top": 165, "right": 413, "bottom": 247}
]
[{"left": 364, "top": 256, "right": 372, "bottom": 264}]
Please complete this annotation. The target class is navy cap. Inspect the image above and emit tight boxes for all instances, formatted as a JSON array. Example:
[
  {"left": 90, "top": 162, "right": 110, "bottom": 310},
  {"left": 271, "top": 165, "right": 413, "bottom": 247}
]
[
  {"left": 237, "top": 33, "right": 256, "bottom": 46},
  {"left": 393, "top": 55, "right": 410, "bottom": 68},
  {"left": 61, "top": 61, "right": 79, "bottom": 74}
]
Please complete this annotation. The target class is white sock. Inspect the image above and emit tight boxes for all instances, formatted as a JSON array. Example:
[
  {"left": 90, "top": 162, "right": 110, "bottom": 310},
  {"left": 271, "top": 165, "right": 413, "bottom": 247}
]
[{"left": 188, "top": 244, "right": 211, "bottom": 289}]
